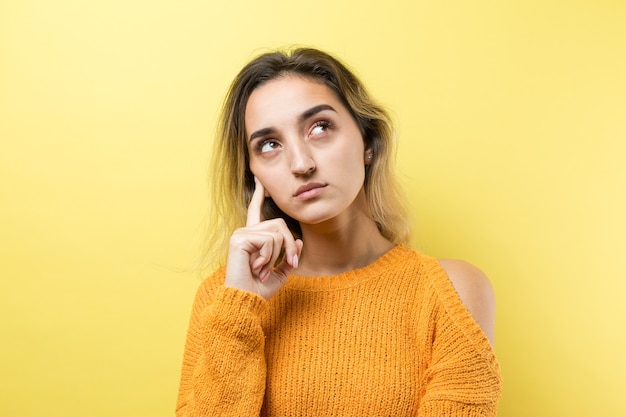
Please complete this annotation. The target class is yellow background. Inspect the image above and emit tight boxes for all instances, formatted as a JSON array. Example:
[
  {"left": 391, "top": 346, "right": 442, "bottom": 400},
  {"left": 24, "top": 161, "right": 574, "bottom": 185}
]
[{"left": 1, "top": 1, "right": 624, "bottom": 416}]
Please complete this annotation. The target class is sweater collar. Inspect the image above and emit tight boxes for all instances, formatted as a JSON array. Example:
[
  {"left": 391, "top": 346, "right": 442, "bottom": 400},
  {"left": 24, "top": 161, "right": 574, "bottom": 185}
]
[{"left": 284, "top": 244, "right": 413, "bottom": 291}]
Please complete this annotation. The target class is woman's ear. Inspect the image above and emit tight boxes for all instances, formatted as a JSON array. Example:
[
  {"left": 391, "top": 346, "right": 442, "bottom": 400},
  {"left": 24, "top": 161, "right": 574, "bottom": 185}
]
[{"left": 364, "top": 149, "right": 374, "bottom": 165}]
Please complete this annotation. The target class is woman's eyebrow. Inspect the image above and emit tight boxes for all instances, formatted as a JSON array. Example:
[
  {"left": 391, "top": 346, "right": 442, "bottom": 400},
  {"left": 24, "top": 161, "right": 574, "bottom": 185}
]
[
  {"left": 248, "top": 104, "right": 337, "bottom": 142},
  {"left": 299, "top": 104, "right": 337, "bottom": 122},
  {"left": 249, "top": 127, "right": 274, "bottom": 142}
]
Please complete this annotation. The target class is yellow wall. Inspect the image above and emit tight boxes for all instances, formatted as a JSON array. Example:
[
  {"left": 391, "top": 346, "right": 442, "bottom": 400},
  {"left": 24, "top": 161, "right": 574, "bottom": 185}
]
[{"left": 1, "top": 1, "right": 624, "bottom": 415}]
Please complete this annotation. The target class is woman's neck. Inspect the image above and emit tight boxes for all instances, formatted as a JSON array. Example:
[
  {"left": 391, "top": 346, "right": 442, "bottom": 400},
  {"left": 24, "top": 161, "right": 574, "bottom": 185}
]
[{"left": 295, "top": 215, "right": 394, "bottom": 277}]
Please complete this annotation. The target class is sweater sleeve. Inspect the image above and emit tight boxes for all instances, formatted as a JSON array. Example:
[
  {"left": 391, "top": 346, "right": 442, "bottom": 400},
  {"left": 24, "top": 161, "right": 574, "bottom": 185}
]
[
  {"left": 176, "top": 272, "right": 268, "bottom": 417},
  {"left": 417, "top": 265, "right": 503, "bottom": 417}
]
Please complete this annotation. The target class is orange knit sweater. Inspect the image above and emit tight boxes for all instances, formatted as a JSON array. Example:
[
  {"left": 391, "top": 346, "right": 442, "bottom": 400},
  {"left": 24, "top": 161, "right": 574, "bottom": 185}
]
[{"left": 176, "top": 245, "right": 502, "bottom": 416}]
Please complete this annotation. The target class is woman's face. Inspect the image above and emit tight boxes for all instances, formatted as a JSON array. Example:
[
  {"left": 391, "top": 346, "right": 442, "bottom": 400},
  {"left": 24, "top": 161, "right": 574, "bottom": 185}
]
[{"left": 245, "top": 74, "right": 371, "bottom": 227}]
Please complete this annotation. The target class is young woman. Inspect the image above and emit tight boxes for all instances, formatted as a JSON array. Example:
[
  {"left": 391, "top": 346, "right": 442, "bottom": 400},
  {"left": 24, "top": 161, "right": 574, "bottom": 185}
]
[{"left": 176, "top": 48, "right": 502, "bottom": 416}]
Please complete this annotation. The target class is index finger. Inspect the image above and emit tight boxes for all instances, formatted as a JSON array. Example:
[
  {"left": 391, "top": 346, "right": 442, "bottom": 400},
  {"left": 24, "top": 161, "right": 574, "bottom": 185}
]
[{"left": 246, "top": 177, "right": 265, "bottom": 226}]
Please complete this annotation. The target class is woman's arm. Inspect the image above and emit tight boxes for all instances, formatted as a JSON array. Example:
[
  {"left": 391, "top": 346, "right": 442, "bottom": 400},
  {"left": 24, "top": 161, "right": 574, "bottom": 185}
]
[
  {"left": 416, "top": 258, "right": 502, "bottom": 417},
  {"left": 176, "top": 281, "right": 268, "bottom": 416},
  {"left": 177, "top": 179, "right": 302, "bottom": 416}
]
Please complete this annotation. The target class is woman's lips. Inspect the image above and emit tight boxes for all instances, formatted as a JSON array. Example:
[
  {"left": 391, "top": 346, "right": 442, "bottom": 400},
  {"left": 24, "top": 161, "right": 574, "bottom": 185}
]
[{"left": 294, "top": 182, "right": 327, "bottom": 201}]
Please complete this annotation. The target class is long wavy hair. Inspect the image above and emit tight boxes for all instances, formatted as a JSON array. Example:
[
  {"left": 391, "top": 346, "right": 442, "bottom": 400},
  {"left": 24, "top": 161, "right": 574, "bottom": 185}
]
[{"left": 199, "top": 47, "right": 411, "bottom": 272}]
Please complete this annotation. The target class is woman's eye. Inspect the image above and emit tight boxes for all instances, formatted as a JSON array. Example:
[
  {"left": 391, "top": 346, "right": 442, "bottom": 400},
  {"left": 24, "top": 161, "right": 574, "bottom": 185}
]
[
  {"left": 310, "top": 121, "right": 331, "bottom": 136},
  {"left": 260, "top": 140, "right": 280, "bottom": 153}
]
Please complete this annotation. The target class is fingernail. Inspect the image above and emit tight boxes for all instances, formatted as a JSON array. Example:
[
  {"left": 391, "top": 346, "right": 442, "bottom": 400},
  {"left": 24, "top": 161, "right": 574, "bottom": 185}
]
[
  {"left": 292, "top": 254, "right": 299, "bottom": 269},
  {"left": 260, "top": 268, "right": 270, "bottom": 282}
]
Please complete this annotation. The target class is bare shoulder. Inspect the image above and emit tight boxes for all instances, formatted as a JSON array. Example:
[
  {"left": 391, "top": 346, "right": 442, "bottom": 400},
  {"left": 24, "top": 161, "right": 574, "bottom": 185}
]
[{"left": 438, "top": 259, "right": 496, "bottom": 347}]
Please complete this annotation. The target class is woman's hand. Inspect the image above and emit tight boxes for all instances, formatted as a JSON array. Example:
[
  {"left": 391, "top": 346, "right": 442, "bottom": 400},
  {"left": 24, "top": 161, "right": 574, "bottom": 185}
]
[{"left": 224, "top": 178, "right": 303, "bottom": 300}]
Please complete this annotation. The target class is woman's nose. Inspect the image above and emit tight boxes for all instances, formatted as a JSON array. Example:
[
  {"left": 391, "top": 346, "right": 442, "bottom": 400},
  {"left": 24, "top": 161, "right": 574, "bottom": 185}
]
[{"left": 289, "top": 143, "right": 316, "bottom": 176}]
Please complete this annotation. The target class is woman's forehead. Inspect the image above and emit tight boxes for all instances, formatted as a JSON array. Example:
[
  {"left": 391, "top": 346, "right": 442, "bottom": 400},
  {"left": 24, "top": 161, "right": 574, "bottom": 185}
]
[{"left": 245, "top": 75, "right": 345, "bottom": 129}]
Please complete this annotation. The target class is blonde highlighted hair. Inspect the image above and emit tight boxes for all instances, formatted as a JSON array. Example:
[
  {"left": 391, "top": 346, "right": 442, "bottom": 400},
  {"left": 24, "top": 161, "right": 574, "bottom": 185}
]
[{"left": 199, "top": 47, "right": 411, "bottom": 272}]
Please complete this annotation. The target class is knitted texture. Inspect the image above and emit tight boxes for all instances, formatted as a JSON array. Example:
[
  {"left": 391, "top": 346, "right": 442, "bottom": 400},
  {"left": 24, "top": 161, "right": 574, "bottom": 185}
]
[{"left": 176, "top": 245, "right": 502, "bottom": 416}]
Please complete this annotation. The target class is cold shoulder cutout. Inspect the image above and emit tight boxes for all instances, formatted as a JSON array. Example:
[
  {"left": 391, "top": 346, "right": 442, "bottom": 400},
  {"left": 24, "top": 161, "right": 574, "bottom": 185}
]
[{"left": 438, "top": 259, "right": 496, "bottom": 347}]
